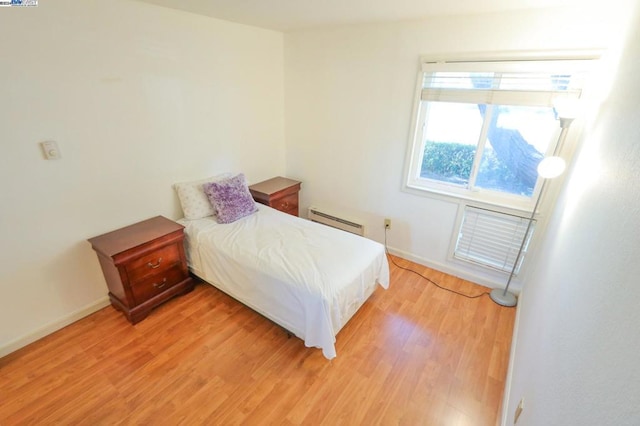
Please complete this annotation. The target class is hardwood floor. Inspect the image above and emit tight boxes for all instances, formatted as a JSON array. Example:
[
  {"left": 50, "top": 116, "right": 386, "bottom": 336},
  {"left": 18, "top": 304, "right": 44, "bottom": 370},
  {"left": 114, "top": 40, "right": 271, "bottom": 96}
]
[{"left": 0, "top": 256, "right": 515, "bottom": 425}]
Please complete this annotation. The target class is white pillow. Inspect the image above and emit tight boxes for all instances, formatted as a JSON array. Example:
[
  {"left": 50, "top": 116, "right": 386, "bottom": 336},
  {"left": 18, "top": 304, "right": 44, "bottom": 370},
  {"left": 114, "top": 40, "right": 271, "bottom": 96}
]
[{"left": 174, "top": 173, "right": 232, "bottom": 220}]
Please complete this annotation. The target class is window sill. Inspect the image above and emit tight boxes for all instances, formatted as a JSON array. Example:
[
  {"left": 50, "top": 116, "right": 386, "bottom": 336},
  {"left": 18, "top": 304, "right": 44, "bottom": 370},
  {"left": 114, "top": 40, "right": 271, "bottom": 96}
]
[{"left": 403, "top": 181, "right": 534, "bottom": 216}]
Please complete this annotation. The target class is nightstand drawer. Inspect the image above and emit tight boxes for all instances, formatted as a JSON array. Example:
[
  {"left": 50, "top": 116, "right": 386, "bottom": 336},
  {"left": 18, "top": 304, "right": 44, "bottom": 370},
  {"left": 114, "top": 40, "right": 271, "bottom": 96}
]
[
  {"left": 126, "top": 244, "right": 181, "bottom": 283},
  {"left": 272, "top": 193, "right": 298, "bottom": 213},
  {"left": 131, "top": 265, "right": 186, "bottom": 305}
]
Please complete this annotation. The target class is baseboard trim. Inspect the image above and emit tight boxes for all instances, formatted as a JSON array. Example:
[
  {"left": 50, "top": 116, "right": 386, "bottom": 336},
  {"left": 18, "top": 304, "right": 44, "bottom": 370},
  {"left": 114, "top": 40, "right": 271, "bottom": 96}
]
[
  {"left": 498, "top": 288, "right": 524, "bottom": 426},
  {"left": 385, "top": 245, "right": 511, "bottom": 291},
  {"left": 0, "top": 297, "right": 111, "bottom": 358}
]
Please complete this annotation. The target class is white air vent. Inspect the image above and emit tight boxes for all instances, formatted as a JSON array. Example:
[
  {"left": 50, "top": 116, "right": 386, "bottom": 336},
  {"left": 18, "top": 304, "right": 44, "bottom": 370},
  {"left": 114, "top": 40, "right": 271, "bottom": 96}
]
[{"left": 308, "top": 206, "right": 365, "bottom": 236}]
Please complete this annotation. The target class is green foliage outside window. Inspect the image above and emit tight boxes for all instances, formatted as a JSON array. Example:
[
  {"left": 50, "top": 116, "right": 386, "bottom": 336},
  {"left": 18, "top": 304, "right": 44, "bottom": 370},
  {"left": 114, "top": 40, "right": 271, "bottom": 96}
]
[
  {"left": 421, "top": 142, "right": 474, "bottom": 183},
  {"left": 421, "top": 141, "right": 533, "bottom": 195}
]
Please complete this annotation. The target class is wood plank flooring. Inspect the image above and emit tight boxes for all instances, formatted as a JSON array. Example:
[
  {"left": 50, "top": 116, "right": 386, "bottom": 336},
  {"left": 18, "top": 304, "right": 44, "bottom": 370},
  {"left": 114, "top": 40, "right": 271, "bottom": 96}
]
[{"left": 0, "top": 256, "right": 515, "bottom": 425}]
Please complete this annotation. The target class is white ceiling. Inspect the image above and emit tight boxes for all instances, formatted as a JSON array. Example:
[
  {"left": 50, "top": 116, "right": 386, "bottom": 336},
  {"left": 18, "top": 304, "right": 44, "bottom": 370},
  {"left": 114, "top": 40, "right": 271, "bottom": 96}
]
[{"left": 136, "top": 0, "right": 591, "bottom": 32}]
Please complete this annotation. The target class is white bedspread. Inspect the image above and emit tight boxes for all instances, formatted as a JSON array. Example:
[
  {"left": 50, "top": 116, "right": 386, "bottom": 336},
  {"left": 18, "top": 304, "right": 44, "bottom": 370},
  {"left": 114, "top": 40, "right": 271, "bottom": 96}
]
[{"left": 180, "top": 204, "right": 389, "bottom": 359}]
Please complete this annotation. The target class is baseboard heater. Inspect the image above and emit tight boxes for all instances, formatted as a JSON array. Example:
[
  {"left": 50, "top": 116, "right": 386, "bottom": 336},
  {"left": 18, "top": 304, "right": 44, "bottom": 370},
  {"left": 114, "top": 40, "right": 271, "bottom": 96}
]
[{"left": 308, "top": 206, "right": 365, "bottom": 236}]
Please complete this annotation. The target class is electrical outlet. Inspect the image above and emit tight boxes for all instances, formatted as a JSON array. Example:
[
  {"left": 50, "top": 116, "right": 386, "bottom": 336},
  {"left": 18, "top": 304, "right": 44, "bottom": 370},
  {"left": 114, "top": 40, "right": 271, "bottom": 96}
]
[
  {"left": 384, "top": 218, "right": 391, "bottom": 230},
  {"left": 40, "top": 140, "right": 61, "bottom": 160},
  {"left": 514, "top": 398, "right": 524, "bottom": 424}
]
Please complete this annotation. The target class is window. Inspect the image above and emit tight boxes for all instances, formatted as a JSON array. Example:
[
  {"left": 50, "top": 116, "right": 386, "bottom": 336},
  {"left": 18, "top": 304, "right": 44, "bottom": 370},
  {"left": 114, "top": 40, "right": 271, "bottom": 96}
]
[{"left": 406, "top": 57, "right": 593, "bottom": 210}]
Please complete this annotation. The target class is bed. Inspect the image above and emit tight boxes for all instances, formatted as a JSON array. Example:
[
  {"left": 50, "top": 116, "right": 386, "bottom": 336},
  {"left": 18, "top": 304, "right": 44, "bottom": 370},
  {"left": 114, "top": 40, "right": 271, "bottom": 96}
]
[{"left": 178, "top": 204, "right": 390, "bottom": 360}]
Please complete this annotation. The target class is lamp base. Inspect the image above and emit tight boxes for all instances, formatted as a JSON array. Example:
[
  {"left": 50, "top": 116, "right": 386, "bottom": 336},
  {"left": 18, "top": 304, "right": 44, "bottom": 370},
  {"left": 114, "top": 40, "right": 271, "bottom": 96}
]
[{"left": 489, "top": 288, "right": 517, "bottom": 307}]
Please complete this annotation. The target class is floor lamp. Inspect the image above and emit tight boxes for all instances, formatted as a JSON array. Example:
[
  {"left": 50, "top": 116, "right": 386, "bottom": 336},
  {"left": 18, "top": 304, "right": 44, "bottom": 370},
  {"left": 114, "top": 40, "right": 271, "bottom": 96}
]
[{"left": 489, "top": 117, "right": 573, "bottom": 307}]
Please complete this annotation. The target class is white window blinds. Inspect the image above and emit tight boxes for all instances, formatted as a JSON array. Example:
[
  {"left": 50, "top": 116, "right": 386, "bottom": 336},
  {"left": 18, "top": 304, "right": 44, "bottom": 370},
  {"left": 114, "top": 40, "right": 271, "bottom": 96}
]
[
  {"left": 420, "top": 59, "right": 591, "bottom": 107},
  {"left": 454, "top": 206, "right": 535, "bottom": 274}
]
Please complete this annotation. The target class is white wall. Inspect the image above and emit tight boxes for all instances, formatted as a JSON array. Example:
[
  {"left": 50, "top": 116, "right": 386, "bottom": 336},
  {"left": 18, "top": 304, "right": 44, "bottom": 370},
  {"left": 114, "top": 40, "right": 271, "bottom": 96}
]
[
  {"left": 284, "top": 6, "right": 628, "bottom": 289},
  {"left": 503, "top": 6, "right": 640, "bottom": 425},
  {"left": 0, "top": 0, "right": 284, "bottom": 355}
]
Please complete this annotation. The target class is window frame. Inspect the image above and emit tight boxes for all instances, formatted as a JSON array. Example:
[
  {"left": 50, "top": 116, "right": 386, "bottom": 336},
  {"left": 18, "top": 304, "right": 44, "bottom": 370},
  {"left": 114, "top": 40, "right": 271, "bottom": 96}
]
[{"left": 403, "top": 52, "right": 598, "bottom": 212}]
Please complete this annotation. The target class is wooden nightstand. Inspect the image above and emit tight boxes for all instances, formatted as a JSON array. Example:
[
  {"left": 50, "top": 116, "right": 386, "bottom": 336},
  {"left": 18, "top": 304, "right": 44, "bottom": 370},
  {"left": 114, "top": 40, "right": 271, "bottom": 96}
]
[
  {"left": 249, "top": 177, "right": 301, "bottom": 216},
  {"left": 88, "top": 216, "right": 195, "bottom": 324}
]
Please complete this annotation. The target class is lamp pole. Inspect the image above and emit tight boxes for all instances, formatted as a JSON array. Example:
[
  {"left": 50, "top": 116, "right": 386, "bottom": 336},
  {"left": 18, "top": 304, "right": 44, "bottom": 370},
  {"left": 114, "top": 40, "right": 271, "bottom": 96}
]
[
  {"left": 489, "top": 117, "right": 573, "bottom": 307},
  {"left": 489, "top": 177, "right": 548, "bottom": 306}
]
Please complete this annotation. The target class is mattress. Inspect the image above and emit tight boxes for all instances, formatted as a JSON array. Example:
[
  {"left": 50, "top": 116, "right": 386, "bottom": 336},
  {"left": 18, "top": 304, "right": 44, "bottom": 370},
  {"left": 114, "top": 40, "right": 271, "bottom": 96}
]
[{"left": 179, "top": 204, "right": 389, "bottom": 359}]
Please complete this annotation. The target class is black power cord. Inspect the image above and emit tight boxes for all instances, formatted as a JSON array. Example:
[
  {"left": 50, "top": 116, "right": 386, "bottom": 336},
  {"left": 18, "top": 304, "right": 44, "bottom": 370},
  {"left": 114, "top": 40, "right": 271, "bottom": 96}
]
[{"left": 384, "top": 227, "right": 489, "bottom": 300}]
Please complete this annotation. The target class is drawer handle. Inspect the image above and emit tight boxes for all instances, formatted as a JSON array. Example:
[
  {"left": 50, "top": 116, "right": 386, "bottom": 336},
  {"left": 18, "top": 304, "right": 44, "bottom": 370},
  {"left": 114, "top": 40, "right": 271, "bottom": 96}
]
[
  {"left": 281, "top": 202, "right": 289, "bottom": 209},
  {"left": 147, "top": 258, "right": 162, "bottom": 269},
  {"left": 153, "top": 278, "right": 168, "bottom": 289}
]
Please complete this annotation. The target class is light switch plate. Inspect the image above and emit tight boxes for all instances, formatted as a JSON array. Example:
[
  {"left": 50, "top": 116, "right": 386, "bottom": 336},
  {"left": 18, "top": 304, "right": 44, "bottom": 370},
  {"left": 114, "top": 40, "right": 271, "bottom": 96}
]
[{"left": 40, "top": 141, "right": 61, "bottom": 160}]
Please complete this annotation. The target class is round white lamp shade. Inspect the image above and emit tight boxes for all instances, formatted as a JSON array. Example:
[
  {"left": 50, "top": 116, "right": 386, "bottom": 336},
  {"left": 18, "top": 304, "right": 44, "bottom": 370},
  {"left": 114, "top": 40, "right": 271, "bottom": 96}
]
[{"left": 537, "top": 156, "right": 566, "bottom": 179}]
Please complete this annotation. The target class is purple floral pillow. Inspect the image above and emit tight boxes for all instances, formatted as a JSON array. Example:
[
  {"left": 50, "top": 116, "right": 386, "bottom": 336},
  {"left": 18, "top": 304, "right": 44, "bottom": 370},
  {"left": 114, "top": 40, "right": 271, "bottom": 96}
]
[{"left": 203, "top": 173, "right": 258, "bottom": 224}]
